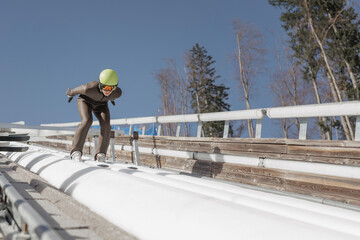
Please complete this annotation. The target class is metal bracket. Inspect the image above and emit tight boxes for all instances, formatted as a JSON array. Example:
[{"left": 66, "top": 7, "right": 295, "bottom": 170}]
[{"left": 258, "top": 157, "right": 266, "bottom": 168}]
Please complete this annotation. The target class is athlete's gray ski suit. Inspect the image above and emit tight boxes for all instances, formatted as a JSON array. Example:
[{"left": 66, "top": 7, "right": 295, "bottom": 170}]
[{"left": 68, "top": 81, "right": 122, "bottom": 155}]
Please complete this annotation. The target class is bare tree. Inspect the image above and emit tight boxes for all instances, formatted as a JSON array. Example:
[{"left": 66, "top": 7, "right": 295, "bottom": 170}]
[
  {"left": 303, "top": 0, "right": 354, "bottom": 140},
  {"left": 232, "top": 19, "right": 265, "bottom": 138},
  {"left": 167, "top": 58, "right": 190, "bottom": 136},
  {"left": 271, "top": 45, "right": 314, "bottom": 138},
  {"left": 155, "top": 58, "right": 190, "bottom": 136},
  {"left": 155, "top": 68, "right": 175, "bottom": 135}
]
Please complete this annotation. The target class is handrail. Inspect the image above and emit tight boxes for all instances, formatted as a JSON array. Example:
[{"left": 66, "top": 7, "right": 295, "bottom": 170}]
[
  {"left": 267, "top": 101, "right": 360, "bottom": 118},
  {"left": 18, "top": 101, "right": 360, "bottom": 140},
  {"left": 41, "top": 109, "right": 266, "bottom": 126},
  {"left": 267, "top": 101, "right": 360, "bottom": 140},
  {"left": 0, "top": 123, "right": 100, "bottom": 138},
  {"left": 41, "top": 108, "right": 267, "bottom": 138}
]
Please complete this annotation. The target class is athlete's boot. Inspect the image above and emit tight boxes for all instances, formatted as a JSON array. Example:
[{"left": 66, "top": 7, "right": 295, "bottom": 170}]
[
  {"left": 71, "top": 151, "right": 82, "bottom": 161},
  {"left": 95, "top": 153, "right": 106, "bottom": 162}
]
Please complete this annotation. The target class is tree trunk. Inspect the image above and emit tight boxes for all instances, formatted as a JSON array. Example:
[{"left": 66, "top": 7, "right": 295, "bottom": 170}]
[
  {"left": 237, "top": 34, "right": 254, "bottom": 138},
  {"left": 304, "top": 0, "right": 353, "bottom": 140},
  {"left": 309, "top": 66, "right": 332, "bottom": 140},
  {"left": 328, "top": 13, "right": 359, "bottom": 99}
]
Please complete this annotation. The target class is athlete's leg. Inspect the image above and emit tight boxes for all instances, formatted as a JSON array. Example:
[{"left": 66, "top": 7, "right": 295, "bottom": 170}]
[
  {"left": 93, "top": 103, "right": 111, "bottom": 155},
  {"left": 71, "top": 98, "right": 93, "bottom": 154}
]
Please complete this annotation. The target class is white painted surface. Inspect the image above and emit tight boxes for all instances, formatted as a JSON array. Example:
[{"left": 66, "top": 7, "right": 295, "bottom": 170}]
[
  {"left": 40, "top": 108, "right": 266, "bottom": 127},
  {"left": 2, "top": 144, "right": 360, "bottom": 240},
  {"left": 267, "top": 101, "right": 360, "bottom": 118}
]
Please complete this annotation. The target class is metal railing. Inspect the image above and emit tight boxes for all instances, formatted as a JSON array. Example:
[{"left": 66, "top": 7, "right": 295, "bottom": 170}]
[
  {"left": 38, "top": 101, "right": 360, "bottom": 140},
  {"left": 41, "top": 109, "right": 267, "bottom": 138},
  {"left": 267, "top": 101, "right": 360, "bottom": 140}
]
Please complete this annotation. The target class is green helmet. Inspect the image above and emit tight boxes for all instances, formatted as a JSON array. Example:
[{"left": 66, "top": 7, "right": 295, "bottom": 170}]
[{"left": 99, "top": 69, "right": 118, "bottom": 86}]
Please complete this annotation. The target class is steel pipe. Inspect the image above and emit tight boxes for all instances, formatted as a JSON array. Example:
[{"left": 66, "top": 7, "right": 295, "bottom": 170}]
[{"left": 267, "top": 101, "right": 360, "bottom": 118}]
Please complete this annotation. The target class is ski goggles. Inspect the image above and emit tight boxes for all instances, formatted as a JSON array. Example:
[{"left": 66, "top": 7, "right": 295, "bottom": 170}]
[{"left": 102, "top": 85, "right": 116, "bottom": 91}]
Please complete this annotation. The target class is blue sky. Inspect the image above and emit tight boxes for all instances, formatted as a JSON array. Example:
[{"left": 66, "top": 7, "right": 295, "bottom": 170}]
[{"left": 1, "top": 0, "right": 285, "bottom": 137}]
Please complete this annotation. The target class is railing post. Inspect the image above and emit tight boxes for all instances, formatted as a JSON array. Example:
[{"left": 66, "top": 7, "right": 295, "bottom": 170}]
[
  {"left": 355, "top": 116, "right": 360, "bottom": 141},
  {"left": 223, "top": 121, "right": 229, "bottom": 138},
  {"left": 255, "top": 119, "right": 262, "bottom": 139},
  {"left": 129, "top": 125, "right": 133, "bottom": 136},
  {"left": 142, "top": 125, "right": 146, "bottom": 136},
  {"left": 132, "top": 131, "right": 140, "bottom": 165},
  {"left": 197, "top": 122, "right": 203, "bottom": 138},
  {"left": 176, "top": 123, "right": 181, "bottom": 137},
  {"left": 299, "top": 118, "right": 308, "bottom": 140},
  {"left": 110, "top": 131, "right": 115, "bottom": 162},
  {"left": 94, "top": 136, "right": 98, "bottom": 155},
  {"left": 157, "top": 124, "right": 162, "bottom": 136}
]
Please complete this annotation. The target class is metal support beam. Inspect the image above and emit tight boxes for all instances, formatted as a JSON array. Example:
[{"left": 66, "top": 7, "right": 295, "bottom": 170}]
[
  {"left": 355, "top": 116, "right": 360, "bottom": 141},
  {"left": 223, "top": 121, "right": 229, "bottom": 138},
  {"left": 94, "top": 136, "right": 98, "bottom": 155},
  {"left": 129, "top": 125, "right": 133, "bottom": 136},
  {"left": 197, "top": 122, "right": 203, "bottom": 138},
  {"left": 255, "top": 119, "right": 262, "bottom": 139},
  {"left": 176, "top": 123, "right": 181, "bottom": 137},
  {"left": 110, "top": 131, "right": 115, "bottom": 162},
  {"left": 299, "top": 118, "right": 308, "bottom": 140},
  {"left": 142, "top": 125, "right": 146, "bottom": 136},
  {"left": 157, "top": 124, "right": 162, "bottom": 136}
]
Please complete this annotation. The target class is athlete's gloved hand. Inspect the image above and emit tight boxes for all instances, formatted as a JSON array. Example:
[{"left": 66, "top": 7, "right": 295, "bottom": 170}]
[
  {"left": 111, "top": 100, "right": 115, "bottom": 106},
  {"left": 66, "top": 88, "right": 73, "bottom": 103},
  {"left": 66, "top": 88, "right": 72, "bottom": 97}
]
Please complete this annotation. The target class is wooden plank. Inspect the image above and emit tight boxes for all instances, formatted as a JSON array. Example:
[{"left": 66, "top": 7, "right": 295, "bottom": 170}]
[
  {"left": 184, "top": 159, "right": 212, "bottom": 177},
  {"left": 211, "top": 142, "right": 247, "bottom": 151},
  {"left": 128, "top": 138, "right": 287, "bottom": 155},
  {"left": 113, "top": 137, "right": 132, "bottom": 145},
  {"left": 211, "top": 163, "right": 360, "bottom": 206},
  {"left": 288, "top": 145, "right": 360, "bottom": 158},
  {"left": 219, "top": 163, "right": 359, "bottom": 190},
  {"left": 150, "top": 136, "right": 287, "bottom": 144},
  {"left": 36, "top": 137, "right": 360, "bottom": 167},
  {"left": 285, "top": 138, "right": 360, "bottom": 148},
  {"left": 244, "top": 143, "right": 287, "bottom": 154},
  {"left": 276, "top": 154, "right": 360, "bottom": 166}
]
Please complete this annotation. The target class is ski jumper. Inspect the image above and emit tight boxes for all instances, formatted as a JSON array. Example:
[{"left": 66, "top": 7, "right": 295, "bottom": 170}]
[{"left": 68, "top": 81, "right": 122, "bottom": 155}]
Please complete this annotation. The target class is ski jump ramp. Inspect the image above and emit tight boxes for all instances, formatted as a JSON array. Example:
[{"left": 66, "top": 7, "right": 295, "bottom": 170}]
[{"left": 2, "top": 143, "right": 360, "bottom": 240}]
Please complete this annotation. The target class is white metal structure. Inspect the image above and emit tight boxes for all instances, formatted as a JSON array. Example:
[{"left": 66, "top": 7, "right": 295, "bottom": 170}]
[
  {"left": 30, "top": 135, "right": 360, "bottom": 180},
  {"left": 0, "top": 172, "right": 62, "bottom": 240},
  {"left": 40, "top": 101, "right": 360, "bottom": 140},
  {"left": 41, "top": 109, "right": 267, "bottom": 138},
  {"left": 267, "top": 101, "right": 360, "bottom": 140},
  {"left": 2, "top": 143, "right": 360, "bottom": 240}
]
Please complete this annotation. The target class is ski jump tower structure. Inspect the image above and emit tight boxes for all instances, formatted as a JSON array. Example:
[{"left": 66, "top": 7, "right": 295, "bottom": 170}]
[{"left": 1, "top": 101, "right": 360, "bottom": 240}]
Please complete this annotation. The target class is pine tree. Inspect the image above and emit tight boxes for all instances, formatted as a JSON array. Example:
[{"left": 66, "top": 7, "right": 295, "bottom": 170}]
[
  {"left": 269, "top": 0, "right": 360, "bottom": 140},
  {"left": 186, "top": 43, "right": 231, "bottom": 137}
]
